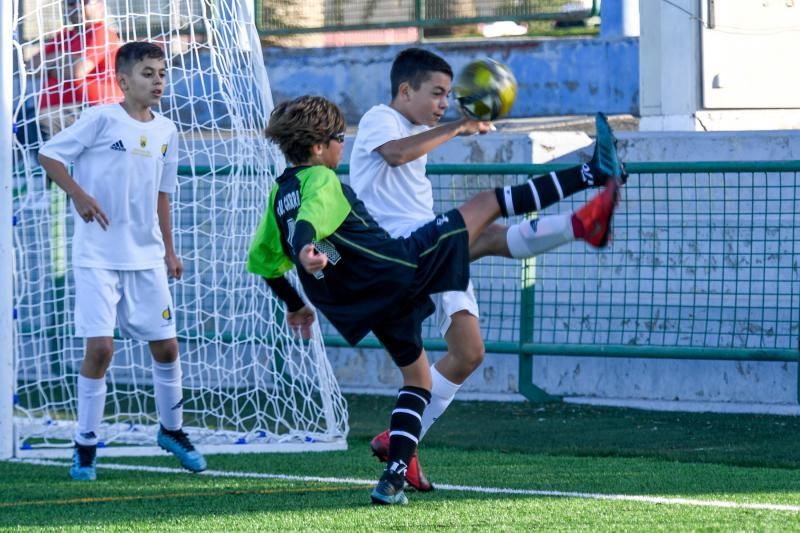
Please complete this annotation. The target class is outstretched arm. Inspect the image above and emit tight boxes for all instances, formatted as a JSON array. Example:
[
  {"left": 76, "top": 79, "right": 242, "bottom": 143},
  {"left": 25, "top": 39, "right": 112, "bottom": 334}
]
[{"left": 377, "top": 117, "right": 492, "bottom": 167}]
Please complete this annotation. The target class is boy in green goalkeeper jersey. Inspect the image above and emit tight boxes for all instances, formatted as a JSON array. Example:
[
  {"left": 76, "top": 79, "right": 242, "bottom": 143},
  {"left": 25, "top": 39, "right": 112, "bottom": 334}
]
[{"left": 247, "top": 95, "right": 621, "bottom": 505}]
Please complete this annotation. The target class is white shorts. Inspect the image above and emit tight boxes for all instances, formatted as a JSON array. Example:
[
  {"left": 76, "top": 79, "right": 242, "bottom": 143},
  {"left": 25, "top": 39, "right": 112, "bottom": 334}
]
[
  {"left": 74, "top": 267, "right": 177, "bottom": 341},
  {"left": 433, "top": 279, "right": 479, "bottom": 337}
]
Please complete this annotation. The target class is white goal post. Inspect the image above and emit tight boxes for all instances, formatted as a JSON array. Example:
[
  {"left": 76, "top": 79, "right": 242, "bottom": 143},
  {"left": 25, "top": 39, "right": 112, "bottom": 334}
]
[
  {"left": 1, "top": 0, "right": 15, "bottom": 461},
  {"left": 3, "top": 0, "right": 348, "bottom": 459}
]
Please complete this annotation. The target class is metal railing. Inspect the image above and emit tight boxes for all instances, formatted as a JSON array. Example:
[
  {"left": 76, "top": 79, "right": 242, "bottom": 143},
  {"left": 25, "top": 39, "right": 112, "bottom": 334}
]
[
  {"left": 47, "top": 160, "right": 794, "bottom": 403},
  {"left": 326, "top": 161, "right": 800, "bottom": 401},
  {"left": 255, "top": 0, "right": 599, "bottom": 36}
]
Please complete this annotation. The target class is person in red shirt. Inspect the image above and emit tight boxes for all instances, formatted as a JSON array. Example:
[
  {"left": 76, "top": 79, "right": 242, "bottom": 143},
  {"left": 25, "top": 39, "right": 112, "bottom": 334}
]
[{"left": 33, "top": 0, "right": 123, "bottom": 139}]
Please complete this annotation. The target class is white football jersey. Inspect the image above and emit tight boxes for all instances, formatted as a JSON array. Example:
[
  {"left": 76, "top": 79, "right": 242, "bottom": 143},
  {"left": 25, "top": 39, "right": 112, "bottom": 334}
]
[
  {"left": 349, "top": 104, "right": 434, "bottom": 238},
  {"left": 40, "top": 104, "right": 179, "bottom": 270}
]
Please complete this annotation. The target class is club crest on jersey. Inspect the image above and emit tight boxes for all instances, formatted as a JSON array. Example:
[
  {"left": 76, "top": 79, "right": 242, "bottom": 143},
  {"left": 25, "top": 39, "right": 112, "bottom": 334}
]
[
  {"left": 162, "top": 306, "right": 172, "bottom": 321},
  {"left": 161, "top": 144, "right": 168, "bottom": 158},
  {"left": 131, "top": 135, "right": 152, "bottom": 158}
]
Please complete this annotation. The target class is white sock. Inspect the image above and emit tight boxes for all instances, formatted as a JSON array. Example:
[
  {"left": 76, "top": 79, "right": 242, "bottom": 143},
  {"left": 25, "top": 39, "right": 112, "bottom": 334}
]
[
  {"left": 419, "top": 365, "right": 462, "bottom": 440},
  {"left": 506, "top": 213, "right": 575, "bottom": 259},
  {"left": 152, "top": 360, "right": 183, "bottom": 431},
  {"left": 75, "top": 374, "right": 107, "bottom": 446}
]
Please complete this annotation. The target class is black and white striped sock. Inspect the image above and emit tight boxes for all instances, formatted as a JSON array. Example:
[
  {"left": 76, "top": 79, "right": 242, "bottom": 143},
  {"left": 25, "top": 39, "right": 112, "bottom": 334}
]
[
  {"left": 386, "top": 386, "right": 431, "bottom": 488},
  {"left": 495, "top": 165, "right": 591, "bottom": 217}
]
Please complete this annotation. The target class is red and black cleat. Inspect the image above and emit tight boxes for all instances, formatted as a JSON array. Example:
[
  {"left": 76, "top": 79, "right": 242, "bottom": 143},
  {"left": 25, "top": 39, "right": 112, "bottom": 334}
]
[
  {"left": 370, "top": 430, "right": 434, "bottom": 492},
  {"left": 572, "top": 178, "right": 620, "bottom": 248}
]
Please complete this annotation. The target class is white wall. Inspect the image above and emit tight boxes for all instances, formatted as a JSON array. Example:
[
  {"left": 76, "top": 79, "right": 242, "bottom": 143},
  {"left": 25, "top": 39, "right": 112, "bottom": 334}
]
[{"left": 639, "top": 0, "right": 800, "bottom": 131}]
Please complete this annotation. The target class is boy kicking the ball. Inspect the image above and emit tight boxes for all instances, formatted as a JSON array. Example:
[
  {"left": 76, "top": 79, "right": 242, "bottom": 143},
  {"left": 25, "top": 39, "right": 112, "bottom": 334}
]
[
  {"left": 248, "top": 95, "right": 622, "bottom": 505},
  {"left": 349, "top": 47, "right": 625, "bottom": 491},
  {"left": 38, "top": 41, "right": 206, "bottom": 480}
]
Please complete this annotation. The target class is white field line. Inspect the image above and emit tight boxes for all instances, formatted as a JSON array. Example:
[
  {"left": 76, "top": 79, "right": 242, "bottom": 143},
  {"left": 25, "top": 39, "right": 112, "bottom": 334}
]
[{"left": 10, "top": 458, "right": 800, "bottom": 513}]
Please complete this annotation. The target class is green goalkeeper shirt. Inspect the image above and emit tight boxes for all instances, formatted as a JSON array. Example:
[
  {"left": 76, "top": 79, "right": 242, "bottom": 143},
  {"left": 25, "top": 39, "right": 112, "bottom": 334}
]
[{"left": 247, "top": 165, "right": 425, "bottom": 344}]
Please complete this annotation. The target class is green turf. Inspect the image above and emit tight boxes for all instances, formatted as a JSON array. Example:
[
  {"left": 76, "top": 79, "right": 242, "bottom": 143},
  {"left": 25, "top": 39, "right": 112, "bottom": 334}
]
[
  {"left": 348, "top": 395, "right": 800, "bottom": 469},
  {"left": 4, "top": 395, "right": 800, "bottom": 531}
]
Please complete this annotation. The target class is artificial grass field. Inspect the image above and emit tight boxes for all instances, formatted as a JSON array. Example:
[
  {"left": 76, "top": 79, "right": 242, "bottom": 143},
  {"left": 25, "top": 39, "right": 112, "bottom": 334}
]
[{"left": 3, "top": 394, "right": 800, "bottom": 530}]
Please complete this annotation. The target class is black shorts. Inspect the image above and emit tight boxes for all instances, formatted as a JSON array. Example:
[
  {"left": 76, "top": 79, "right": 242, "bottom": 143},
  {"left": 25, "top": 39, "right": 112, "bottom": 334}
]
[
  {"left": 373, "top": 209, "right": 470, "bottom": 367},
  {"left": 408, "top": 209, "right": 470, "bottom": 299},
  {"left": 373, "top": 297, "right": 435, "bottom": 367}
]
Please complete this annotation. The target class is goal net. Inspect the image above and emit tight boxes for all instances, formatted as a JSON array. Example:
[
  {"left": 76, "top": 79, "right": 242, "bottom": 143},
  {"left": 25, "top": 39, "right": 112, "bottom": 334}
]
[{"left": 8, "top": 0, "right": 348, "bottom": 457}]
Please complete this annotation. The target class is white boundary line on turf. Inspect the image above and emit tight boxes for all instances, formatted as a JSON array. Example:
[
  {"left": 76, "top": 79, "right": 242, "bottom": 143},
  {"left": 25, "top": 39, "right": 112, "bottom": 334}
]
[{"left": 10, "top": 458, "right": 800, "bottom": 513}]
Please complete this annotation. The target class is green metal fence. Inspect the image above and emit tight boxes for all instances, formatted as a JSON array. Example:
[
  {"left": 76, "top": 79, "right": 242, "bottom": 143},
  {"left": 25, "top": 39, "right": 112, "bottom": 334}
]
[
  {"left": 255, "top": 0, "right": 598, "bottom": 36},
  {"left": 325, "top": 161, "right": 800, "bottom": 401}
]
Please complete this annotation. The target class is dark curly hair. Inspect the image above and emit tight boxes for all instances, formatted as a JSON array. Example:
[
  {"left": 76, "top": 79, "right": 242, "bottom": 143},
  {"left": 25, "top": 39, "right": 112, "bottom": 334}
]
[{"left": 265, "top": 96, "right": 345, "bottom": 165}]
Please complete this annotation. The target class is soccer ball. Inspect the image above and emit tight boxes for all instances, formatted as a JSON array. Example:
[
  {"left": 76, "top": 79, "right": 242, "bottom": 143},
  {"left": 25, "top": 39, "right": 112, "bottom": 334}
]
[{"left": 453, "top": 58, "right": 518, "bottom": 121}]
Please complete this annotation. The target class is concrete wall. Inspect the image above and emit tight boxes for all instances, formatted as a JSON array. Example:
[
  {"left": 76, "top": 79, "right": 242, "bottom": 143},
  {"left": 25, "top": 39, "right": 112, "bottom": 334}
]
[{"left": 263, "top": 37, "right": 639, "bottom": 124}]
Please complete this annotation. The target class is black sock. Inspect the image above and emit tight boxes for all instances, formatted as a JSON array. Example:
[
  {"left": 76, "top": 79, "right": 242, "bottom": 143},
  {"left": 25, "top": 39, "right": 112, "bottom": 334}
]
[
  {"left": 386, "top": 386, "right": 430, "bottom": 489},
  {"left": 494, "top": 165, "right": 593, "bottom": 217}
]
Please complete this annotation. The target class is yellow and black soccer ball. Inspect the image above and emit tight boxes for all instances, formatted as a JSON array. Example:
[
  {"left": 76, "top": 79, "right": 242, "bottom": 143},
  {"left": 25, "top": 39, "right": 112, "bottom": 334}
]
[{"left": 453, "top": 58, "right": 518, "bottom": 121}]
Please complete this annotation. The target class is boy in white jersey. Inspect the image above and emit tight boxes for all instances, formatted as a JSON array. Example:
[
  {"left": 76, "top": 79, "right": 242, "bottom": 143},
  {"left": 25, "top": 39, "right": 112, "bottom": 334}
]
[
  {"left": 350, "top": 48, "right": 624, "bottom": 490},
  {"left": 38, "top": 41, "right": 206, "bottom": 480}
]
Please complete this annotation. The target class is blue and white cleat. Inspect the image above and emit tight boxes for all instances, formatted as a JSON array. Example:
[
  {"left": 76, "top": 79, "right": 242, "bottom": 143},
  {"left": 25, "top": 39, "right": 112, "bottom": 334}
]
[
  {"left": 590, "top": 112, "right": 626, "bottom": 185},
  {"left": 370, "top": 472, "right": 409, "bottom": 506},
  {"left": 70, "top": 443, "right": 97, "bottom": 481},
  {"left": 157, "top": 426, "right": 207, "bottom": 473}
]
